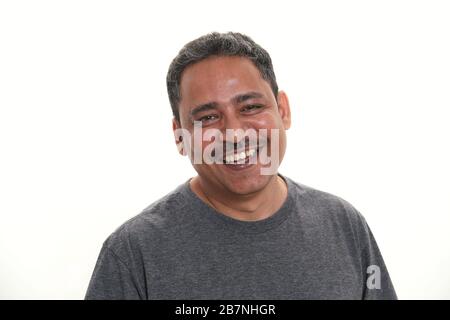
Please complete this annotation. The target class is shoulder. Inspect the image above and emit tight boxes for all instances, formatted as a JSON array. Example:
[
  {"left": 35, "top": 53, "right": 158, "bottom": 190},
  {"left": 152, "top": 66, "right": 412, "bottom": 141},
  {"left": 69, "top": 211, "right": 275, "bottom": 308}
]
[
  {"left": 285, "top": 176, "right": 360, "bottom": 215},
  {"left": 284, "top": 175, "right": 370, "bottom": 240},
  {"left": 101, "top": 181, "right": 192, "bottom": 258}
]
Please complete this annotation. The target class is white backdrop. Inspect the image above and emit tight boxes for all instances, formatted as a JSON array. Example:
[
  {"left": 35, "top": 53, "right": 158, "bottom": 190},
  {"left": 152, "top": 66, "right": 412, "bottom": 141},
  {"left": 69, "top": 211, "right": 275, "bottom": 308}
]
[{"left": 1, "top": 0, "right": 449, "bottom": 299}]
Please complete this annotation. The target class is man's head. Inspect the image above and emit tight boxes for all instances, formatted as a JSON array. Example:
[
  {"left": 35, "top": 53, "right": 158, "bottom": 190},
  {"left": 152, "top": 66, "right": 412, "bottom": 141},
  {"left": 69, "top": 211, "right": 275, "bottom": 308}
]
[
  {"left": 167, "top": 32, "right": 291, "bottom": 196},
  {"left": 167, "top": 32, "right": 279, "bottom": 123}
]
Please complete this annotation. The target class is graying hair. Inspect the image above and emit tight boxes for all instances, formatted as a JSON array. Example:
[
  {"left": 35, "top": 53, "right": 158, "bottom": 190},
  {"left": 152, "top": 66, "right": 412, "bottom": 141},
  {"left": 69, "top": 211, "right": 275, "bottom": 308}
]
[{"left": 166, "top": 32, "right": 279, "bottom": 122}]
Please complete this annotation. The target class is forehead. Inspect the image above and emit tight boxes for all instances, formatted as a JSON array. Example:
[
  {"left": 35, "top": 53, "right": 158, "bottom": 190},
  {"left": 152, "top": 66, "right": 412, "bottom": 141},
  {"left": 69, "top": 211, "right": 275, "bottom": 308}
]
[{"left": 179, "top": 56, "right": 271, "bottom": 107}]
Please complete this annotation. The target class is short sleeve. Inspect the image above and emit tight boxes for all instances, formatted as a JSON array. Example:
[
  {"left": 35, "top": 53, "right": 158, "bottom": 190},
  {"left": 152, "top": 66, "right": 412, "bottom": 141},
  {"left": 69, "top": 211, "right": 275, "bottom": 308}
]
[
  {"left": 85, "top": 244, "right": 143, "bottom": 300},
  {"left": 357, "top": 214, "right": 398, "bottom": 300}
]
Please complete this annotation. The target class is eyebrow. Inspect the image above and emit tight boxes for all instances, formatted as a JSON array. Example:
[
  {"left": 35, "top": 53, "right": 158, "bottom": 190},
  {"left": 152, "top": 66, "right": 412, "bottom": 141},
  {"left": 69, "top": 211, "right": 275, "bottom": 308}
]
[
  {"left": 189, "top": 91, "right": 264, "bottom": 118},
  {"left": 189, "top": 102, "right": 219, "bottom": 118},
  {"left": 232, "top": 91, "right": 264, "bottom": 104}
]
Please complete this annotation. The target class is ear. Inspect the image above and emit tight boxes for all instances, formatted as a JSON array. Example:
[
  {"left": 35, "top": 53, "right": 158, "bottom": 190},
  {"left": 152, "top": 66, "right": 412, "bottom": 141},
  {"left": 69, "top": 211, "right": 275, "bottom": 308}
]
[
  {"left": 277, "top": 90, "right": 291, "bottom": 130},
  {"left": 172, "top": 118, "right": 187, "bottom": 156}
]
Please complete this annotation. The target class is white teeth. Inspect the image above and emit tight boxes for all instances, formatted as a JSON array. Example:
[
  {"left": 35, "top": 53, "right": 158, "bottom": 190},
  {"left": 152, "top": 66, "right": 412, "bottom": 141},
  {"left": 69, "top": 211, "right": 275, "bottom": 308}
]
[{"left": 224, "top": 148, "right": 257, "bottom": 164}]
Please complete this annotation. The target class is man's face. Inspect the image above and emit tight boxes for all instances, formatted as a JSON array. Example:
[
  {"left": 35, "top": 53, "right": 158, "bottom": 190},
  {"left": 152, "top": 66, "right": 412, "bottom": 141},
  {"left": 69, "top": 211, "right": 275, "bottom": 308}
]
[{"left": 174, "top": 55, "right": 291, "bottom": 195}]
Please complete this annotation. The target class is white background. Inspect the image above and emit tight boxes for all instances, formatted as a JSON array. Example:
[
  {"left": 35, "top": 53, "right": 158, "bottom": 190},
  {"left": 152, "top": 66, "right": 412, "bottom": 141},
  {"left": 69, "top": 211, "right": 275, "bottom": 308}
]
[{"left": 1, "top": 0, "right": 449, "bottom": 299}]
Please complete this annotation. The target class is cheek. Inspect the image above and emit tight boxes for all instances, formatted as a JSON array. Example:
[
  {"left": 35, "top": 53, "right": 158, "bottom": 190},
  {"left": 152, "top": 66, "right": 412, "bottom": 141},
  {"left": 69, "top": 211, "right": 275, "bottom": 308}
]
[
  {"left": 253, "top": 114, "right": 287, "bottom": 151},
  {"left": 250, "top": 113, "right": 279, "bottom": 130},
  {"left": 187, "top": 135, "right": 220, "bottom": 165},
  {"left": 249, "top": 112, "right": 286, "bottom": 146}
]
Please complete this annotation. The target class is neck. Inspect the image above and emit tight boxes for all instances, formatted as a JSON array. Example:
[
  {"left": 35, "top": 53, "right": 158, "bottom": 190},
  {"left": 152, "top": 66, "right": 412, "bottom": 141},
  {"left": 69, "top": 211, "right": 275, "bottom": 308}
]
[{"left": 190, "top": 174, "right": 288, "bottom": 222}]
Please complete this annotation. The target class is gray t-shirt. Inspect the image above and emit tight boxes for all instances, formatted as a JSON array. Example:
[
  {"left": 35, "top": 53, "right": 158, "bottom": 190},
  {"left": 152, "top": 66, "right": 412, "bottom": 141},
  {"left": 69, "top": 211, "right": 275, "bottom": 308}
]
[{"left": 85, "top": 174, "right": 397, "bottom": 300}]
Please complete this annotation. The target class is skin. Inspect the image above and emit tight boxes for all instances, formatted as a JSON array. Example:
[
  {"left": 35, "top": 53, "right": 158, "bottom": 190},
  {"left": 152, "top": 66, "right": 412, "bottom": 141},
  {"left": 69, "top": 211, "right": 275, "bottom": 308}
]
[{"left": 172, "top": 55, "right": 291, "bottom": 221}]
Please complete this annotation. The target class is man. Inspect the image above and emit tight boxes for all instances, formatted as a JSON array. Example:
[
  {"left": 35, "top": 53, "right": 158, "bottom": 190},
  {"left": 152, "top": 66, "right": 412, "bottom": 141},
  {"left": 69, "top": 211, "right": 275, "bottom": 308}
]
[{"left": 85, "top": 32, "right": 397, "bottom": 299}]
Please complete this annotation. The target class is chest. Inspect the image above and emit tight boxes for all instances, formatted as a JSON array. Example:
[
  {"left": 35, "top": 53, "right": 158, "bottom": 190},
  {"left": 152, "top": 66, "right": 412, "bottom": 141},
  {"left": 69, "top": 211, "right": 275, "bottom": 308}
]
[{"left": 145, "top": 232, "right": 363, "bottom": 299}]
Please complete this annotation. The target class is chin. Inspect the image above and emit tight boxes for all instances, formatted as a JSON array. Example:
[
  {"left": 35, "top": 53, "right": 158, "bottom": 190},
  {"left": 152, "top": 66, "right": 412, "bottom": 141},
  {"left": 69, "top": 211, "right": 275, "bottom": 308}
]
[{"left": 222, "top": 173, "right": 273, "bottom": 195}]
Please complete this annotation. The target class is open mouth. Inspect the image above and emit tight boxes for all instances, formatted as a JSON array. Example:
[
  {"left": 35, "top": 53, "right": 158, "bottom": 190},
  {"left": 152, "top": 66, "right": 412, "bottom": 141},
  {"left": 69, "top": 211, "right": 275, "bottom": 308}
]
[{"left": 222, "top": 145, "right": 262, "bottom": 165}]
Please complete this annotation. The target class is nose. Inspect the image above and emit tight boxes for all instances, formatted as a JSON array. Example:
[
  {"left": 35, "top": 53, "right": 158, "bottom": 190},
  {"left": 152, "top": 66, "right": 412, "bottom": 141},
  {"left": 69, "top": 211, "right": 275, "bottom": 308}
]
[{"left": 221, "top": 112, "right": 249, "bottom": 145}]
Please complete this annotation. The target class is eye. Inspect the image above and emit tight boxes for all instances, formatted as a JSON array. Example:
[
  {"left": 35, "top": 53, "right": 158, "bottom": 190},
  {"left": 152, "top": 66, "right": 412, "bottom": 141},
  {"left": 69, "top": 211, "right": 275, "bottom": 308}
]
[
  {"left": 197, "top": 114, "right": 219, "bottom": 124},
  {"left": 241, "top": 104, "right": 263, "bottom": 113}
]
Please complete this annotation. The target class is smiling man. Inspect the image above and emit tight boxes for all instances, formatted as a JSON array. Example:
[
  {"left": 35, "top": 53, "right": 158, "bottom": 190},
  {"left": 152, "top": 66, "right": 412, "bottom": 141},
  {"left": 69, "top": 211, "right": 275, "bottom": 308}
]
[
  {"left": 175, "top": 53, "right": 290, "bottom": 222},
  {"left": 85, "top": 32, "right": 397, "bottom": 300}
]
